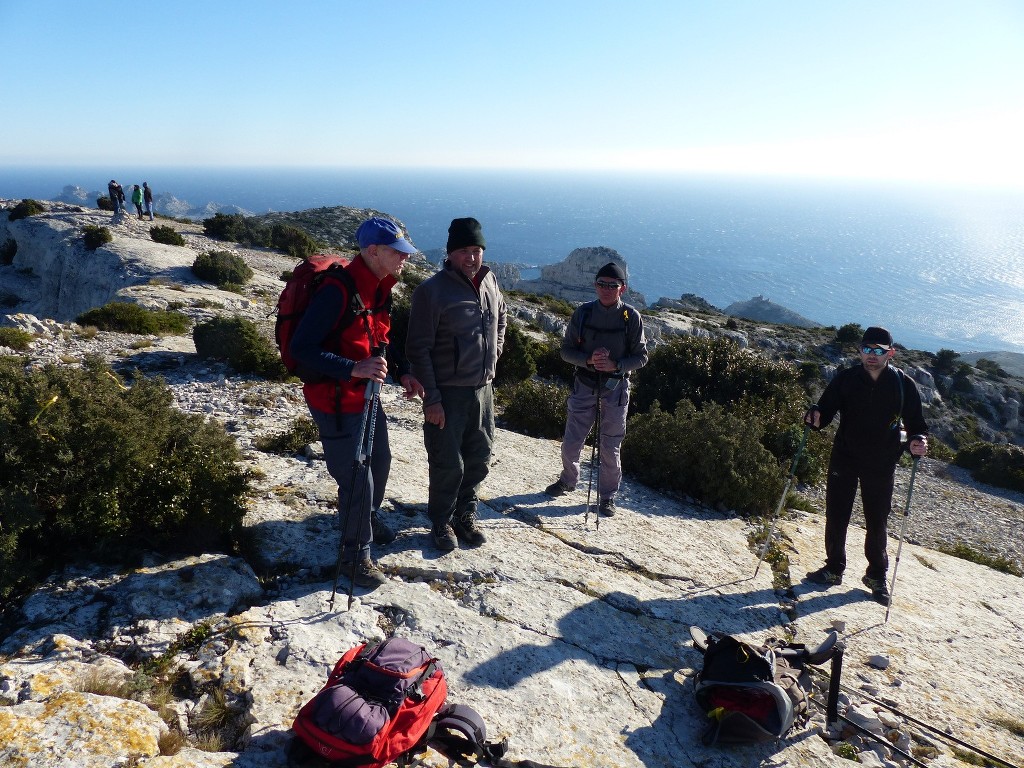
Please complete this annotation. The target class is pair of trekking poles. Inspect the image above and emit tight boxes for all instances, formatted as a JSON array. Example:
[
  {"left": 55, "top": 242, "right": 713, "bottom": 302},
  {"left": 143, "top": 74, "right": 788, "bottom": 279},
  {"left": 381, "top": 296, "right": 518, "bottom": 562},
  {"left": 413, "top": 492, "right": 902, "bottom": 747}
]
[
  {"left": 329, "top": 344, "right": 386, "bottom": 612},
  {"left": 754, "top": 423, "right": 920, "bottom": 622},
  {"left": 584, "top": 374, "right": 605, "bottom": 531}
]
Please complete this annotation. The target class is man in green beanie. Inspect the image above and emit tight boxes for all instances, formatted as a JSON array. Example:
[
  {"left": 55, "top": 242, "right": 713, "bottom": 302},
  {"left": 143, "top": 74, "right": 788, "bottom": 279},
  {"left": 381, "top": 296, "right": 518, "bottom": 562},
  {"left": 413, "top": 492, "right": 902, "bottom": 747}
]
[{"left": 406, "top": 217, "right": 507, "bottom": 551}]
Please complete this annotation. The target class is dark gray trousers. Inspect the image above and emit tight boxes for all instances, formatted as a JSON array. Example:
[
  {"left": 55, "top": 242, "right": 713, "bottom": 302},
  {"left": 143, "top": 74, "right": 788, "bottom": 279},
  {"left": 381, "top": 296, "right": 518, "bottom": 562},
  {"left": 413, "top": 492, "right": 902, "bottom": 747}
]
[
  {"left": 423, "top": 384, "right": 495, "bottom": 526},
  {"left": 309, "top": 401, "right": 391, "bottom": 561}
]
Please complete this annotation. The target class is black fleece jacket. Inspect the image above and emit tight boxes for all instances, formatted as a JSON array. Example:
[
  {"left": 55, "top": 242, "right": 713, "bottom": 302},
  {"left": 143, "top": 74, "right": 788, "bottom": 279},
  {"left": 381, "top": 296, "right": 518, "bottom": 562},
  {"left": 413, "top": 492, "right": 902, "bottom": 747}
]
[{"left": 814, "top": 363, "right": 928, "bottom": 467}]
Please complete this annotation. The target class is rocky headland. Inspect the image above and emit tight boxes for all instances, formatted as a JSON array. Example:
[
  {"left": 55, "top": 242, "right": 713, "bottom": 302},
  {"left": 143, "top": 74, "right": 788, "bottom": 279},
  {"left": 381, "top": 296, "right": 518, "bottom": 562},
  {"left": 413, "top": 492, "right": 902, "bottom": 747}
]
[{"left": 0, "top": 200, "right": 1022, "bottom": 768}]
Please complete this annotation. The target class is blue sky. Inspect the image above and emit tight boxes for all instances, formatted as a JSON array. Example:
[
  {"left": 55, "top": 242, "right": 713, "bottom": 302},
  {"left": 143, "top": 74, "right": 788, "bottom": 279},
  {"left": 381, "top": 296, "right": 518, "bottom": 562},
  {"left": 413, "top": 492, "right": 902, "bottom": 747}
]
[{"left": 3, "top": 1, "right": 1023, "bottom": 187}]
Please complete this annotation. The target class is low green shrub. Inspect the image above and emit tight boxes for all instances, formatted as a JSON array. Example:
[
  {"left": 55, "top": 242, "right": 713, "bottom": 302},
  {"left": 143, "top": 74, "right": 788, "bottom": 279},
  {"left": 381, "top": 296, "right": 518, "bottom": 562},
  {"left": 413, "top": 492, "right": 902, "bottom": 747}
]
[
  {"left": 834, "top": 322, "right": 863, "bottom": 347},
  {"left": 97, "top": 195, "right": 115, "bottom": 211},
  {"left": 202, "top": 213, "right": 319, "bottom": 259},
  {"left": 82, "top": 225, "right": 113, "bottom": 251},
  {"left": 532, "top": 335, "right": 570, "bottom": 382},
  {"left": 193, "top": 316, "right": 287, "bottom": 379},
  {"left": 955, "top": 441, "right": 1024, "bottom": 493},
  {"left": 0, "top": 327, "right": 34, "bottom": 351},
  {"left": 192, "top": 251, "right": 253, "bottom": 287},
  {"left": 77, "top": 303, "right": 191, "bottom": 335},
  {"left": 1, "top": 238, "right": 16, "bottom": 265},
  {"left": 255, "top": 417, "right": 319, "bottom": 454},
  {"left": 150, "top": 225, "right": 186, "bottom": 247},
  {"left": 496, "top": 379, "right": 569, "bottom": 438},
  {"left": 0, "top": 356, "right": 252, "bottom": 602},
  {"left": 269, "top": 223, "right": 318, "bottom": 260},
  {"left": 494, "top": 321, "right": 538, "bottom": 386},
  {"left": 938, "top": 542, "right": 1022, "bottom": 577},
  {"left": 631, "top": 335, "right": 803, "bottom": 415},
  {"left": 8, "top": 199, "right": 45, "bottom": 221},
  {"left": 622, "top": 399, "right": 784, "bottom": 515}
]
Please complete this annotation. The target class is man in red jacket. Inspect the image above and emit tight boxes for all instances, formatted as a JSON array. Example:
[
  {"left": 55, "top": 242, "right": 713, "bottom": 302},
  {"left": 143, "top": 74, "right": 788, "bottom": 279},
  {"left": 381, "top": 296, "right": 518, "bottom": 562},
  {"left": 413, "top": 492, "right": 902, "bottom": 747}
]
[{"left": 290, "top": 217, "right": 425, "bottom": 590}]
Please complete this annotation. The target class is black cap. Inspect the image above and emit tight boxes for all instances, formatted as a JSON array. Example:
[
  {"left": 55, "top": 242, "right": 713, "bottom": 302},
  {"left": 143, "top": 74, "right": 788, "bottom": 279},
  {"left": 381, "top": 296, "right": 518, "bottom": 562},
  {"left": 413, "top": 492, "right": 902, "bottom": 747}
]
[
  {"left": 861, "top": 326, "right": 893, "bottom": 349},
  {"left": 596, "top": 262, "right": 626, "bottom": 283},
  {"left": 446, "top": 217, "right": 486, "bottom": 253}
]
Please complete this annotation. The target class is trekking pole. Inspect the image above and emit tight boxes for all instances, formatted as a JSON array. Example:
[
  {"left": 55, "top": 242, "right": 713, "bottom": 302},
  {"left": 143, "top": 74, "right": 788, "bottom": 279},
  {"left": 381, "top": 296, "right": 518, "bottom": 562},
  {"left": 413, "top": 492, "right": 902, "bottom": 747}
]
[
  {"left": 885, "top": 456, "right": 919, "bottom": 623},
  {"left": 328, "top": 344, "right": 386, "bottom": 611},
  {"left": 584, "top": 375, "right": 603, "bottom": 530},
  {"left": 753, "top": 424, "right": 809, "bottom": 578}
]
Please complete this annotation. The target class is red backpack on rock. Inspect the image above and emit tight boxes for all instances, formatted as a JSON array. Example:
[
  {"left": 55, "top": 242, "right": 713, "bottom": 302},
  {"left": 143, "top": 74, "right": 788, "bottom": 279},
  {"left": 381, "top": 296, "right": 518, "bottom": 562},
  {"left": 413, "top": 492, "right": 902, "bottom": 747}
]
[{"left": 289, "top": 637, "right": 447, "bottom": 767}]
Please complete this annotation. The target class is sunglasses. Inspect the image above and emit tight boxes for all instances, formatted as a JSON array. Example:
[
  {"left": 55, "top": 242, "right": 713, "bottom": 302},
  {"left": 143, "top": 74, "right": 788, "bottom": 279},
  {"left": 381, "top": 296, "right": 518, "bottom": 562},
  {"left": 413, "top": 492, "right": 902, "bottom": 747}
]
[
  {"left": 595, "top": 280, "right": 622, "bottom": 290},
  {"left": 861, "top": 346, "right": 889, "bottom": 356}
]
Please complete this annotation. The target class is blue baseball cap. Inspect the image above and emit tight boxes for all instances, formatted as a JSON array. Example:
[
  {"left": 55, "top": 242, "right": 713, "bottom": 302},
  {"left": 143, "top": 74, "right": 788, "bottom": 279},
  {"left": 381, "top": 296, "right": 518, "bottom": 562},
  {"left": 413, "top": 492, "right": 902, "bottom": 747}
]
[{"left": 355, "top": 217, "right": 417, "bottom": 254}]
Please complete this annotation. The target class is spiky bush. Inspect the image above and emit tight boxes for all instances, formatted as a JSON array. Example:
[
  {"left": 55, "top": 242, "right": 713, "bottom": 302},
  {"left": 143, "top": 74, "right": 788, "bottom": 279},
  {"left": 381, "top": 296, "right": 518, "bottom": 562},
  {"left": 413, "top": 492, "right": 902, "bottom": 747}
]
[
  {"left": 0, "top": 327, "right": 33, "bottom": 351},
  {"left": 192, "top": 250, "right": 253, "bottom": 287},
  {"left": 496, "top": 379, "right": 568, "bottom": 438},
  {"left": 193, "top": 315, "right": 287, "bottom": 379},
  {"left": 255, "top": 417, "right": 319, "bottom": 454},
  {"left": 0, "top": 356, "right": 252, "bottom": 602},
  {"left": 83, "top": 224, "right": 113, "bottom": 251},
  {"left": 97, "top": 195, "right": 115, "bottom": 211},
  {"left": 150, "top": 225, "right": 186, "bottom": 246},
  {"left": 494, "top": 321, "right": 538, "bottom": 386},
  {"left": 77, "top": 303, "right": 191, "bottom": 335},
  {"left": 202, "top": 213, "right": 319, "bottom": 259},
  {"left": 955, "top": 442, "right": 1024, "bottom": 493},
  {"left": 622, "top": 399, "right": 785, "bottom": 515},
  {"left": 621, "top": 335, "right": 827, "bottom": 512},
  {"left": 8, "top": 199, "right": 45, "bottom": 221},
  {"left": 631, "top": 335, "right": 802, "bottom": 415}
]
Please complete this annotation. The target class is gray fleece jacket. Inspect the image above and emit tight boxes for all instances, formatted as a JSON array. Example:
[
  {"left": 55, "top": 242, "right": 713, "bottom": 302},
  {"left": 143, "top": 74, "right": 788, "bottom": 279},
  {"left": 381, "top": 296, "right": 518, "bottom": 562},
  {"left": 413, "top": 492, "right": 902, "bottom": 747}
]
[{"left": 406, "top": 262, "right": 507, "bottom": 407}]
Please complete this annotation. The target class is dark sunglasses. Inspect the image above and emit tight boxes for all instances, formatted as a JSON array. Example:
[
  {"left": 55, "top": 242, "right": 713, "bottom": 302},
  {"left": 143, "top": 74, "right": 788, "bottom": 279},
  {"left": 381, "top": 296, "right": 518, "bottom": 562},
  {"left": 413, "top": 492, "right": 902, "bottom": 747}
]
[
  {"left": 861, "top": 346, "right": 889, "bottom": 356},
  {"left": 595, "top": 280, "right": 622, "bottom": 290}
]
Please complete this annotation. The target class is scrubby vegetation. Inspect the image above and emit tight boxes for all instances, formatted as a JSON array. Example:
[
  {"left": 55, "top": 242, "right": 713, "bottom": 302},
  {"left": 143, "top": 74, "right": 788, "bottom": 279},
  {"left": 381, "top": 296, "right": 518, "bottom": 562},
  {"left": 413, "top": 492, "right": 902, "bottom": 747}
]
[
  {"left": 192, "top": 250, "right": 254, "bottom": 288},
  {"left": 96, "top": 195, "right": 115, "bottom": 211},
  {"left": 193, "top": 315, "right": 287, "bottom": 379},
  {"left": 8, "top": 199, "right": 46, "bottom": 221},
  {"left": 0, "top": 327, "right": 34, "bottom": 351},
  {"left": 202, "top": 213, "right": 320, "bottom": 259},
  {"left": 150, "top": 225, "right": 187, "bottom": 246},
  {"left": 82, "top": 224, "right": 113, "bottom": 251},
  {"left": 955, "top": 442, "right": 1024, "bottom": 493},
  {"left": 255, "top": 417, "right": 319, "bottom": 454},
  {"left": 77, "top": 302, "right": 192, "bottom": 335},
  {"left": 496, "top": 379, "right": 569, "bottom": 438},
  {"left": 0, "top": 356, "right": 252, "bottom": 602}
]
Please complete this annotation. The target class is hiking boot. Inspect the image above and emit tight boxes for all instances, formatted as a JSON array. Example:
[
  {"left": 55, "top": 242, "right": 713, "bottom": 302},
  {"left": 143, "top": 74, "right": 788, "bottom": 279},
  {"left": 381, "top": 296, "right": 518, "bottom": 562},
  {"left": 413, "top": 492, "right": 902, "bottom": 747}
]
[
  {"left": 544, "top": 478, "right": 573, "bottom": 497},
  {"left": 371, "top": 510, "right": 396, "bottom": 546},
  {"left": 452, "top": 514, "right": 486, "bottom": 547},
  {"left": 340, "top": 557, "right": 386, "bottom": 588},
  {"left": 598, "top": 498, "right": 616, "bottom": 517},
  {"left": 862, "top": 575, "right": 891, "bottom": 606},
  {"left": 431, "top": 522, "right": 457, "bottom": 552},
  {"left": 806, "top": 567, "right": 843, "bottom": 585}
]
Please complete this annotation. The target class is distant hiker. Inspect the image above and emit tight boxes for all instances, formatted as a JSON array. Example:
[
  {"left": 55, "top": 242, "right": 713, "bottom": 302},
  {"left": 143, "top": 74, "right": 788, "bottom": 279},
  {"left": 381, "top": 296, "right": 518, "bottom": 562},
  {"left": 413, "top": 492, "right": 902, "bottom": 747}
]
[
  {"left": 804, "top": 326, "right": 928, "bottom": 605},
  {"left": 107, "top": 179, "right": 124, "bottom": 214},
  {"left": 543, "top": 262, "right": 648, "bottom": 515},
  {"left": 143, "top": 182, "right": 154, "bottom": 220},
  {"left": 131, "top": 184, "right": 144, "bottom": 219},
  {"left": 406, "top": 217, "right": 507, "bottom": 552},
  {"left": 289, "top": 217, "right": 425, "bottom": 589}
]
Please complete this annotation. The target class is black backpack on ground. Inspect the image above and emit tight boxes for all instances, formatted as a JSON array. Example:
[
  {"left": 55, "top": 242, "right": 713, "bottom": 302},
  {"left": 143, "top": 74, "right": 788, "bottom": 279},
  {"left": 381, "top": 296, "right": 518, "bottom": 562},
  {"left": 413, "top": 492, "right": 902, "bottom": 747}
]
[{"left": 690, "top": 627, "right": 838, "bottom": 746}]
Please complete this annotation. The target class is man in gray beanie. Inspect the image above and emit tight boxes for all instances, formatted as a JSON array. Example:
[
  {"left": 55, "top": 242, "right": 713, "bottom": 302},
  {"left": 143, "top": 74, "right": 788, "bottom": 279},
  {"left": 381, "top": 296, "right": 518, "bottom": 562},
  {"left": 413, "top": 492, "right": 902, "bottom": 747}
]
[
  {"left": 544, "top": 261, "right": 648, "bottom": 516},
  {"left": 407, "top": 217, "right": 507, "bottom": 551}
]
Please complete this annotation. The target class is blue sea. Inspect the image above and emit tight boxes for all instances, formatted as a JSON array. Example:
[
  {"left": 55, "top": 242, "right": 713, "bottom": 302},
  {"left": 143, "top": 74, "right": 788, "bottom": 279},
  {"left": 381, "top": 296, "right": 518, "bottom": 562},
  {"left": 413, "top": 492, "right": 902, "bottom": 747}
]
[{"left": 3, "top": 166, "right": 1024, "bottom": 355}]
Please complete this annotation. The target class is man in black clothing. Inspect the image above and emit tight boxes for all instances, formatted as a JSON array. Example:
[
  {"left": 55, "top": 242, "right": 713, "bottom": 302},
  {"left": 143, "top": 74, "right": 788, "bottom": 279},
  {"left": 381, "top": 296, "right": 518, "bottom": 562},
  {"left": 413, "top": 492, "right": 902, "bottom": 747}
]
[{"left": 804, "top": 326, "right": 928, "bottom": 605}]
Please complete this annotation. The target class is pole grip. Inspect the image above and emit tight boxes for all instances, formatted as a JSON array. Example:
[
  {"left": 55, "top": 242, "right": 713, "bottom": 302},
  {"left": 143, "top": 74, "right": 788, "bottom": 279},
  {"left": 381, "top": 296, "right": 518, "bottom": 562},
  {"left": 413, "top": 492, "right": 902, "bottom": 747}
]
[{"left": 826, "top": 643, "right": 845, "bottom": 726}]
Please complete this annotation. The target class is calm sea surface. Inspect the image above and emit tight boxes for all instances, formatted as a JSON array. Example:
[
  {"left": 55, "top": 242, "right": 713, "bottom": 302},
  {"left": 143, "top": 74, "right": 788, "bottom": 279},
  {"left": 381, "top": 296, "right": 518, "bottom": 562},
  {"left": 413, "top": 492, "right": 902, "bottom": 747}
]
[{"left": 3, "top": 167, "right": 1023, "bottom": 354}]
